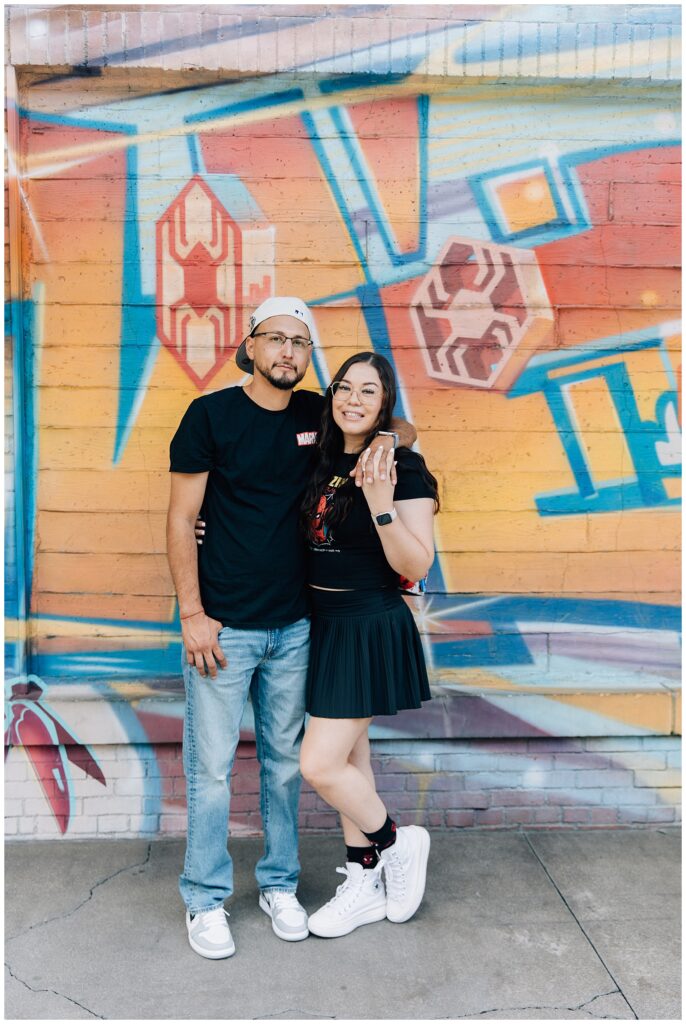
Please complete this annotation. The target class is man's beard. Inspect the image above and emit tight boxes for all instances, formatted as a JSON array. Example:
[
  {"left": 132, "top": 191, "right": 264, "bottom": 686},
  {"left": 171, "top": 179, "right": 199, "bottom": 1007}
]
[{"left": 256, "top": 359, "right": 307, "bottom": 391}]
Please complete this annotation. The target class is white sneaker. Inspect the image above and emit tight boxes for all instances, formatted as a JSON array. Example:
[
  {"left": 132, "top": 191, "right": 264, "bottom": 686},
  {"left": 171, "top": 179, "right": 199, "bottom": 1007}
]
[
  {"left": 186, "top": 906, "right": 235, "bottom": 959},
  {"left": 307, "top": 862, "right": 387, "bottom": 938},
  {"left": 380, "top": 825, "right": 430, "bottom": 923},
  {"left": 259, "top": 891, "right": 309, "bottom": 941}
]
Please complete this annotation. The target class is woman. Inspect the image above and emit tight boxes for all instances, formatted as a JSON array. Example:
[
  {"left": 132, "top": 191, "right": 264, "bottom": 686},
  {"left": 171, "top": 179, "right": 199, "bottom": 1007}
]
[{"left": 300, "top": 351, "right": 439, "bottom": 938}]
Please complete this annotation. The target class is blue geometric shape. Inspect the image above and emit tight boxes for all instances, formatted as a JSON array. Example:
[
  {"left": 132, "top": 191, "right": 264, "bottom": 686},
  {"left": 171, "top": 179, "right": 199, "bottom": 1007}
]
[
  {"left": 468, "top": 157, "right": 574, "bottom": 244},
  {"left": 113, "top": 143, "right": 159, "bottom": 465}
]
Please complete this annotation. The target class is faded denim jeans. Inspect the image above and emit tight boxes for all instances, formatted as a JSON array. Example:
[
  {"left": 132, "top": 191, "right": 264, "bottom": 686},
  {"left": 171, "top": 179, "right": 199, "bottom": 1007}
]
[{"left": 179, "top": 617, "right": 310, "bottom": 914}]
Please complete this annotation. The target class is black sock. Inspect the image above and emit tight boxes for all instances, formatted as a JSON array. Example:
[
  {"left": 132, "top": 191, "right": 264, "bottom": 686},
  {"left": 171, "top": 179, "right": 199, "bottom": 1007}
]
[
  {"left": 346, "top": 845, "right": 379, "bottom": 869},
  {"left": 362, "top": 814, "right": 397, "bottom": 851}
]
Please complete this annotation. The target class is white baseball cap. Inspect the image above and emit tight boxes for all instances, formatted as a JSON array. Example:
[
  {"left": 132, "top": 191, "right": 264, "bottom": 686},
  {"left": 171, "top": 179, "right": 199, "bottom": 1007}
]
[{"left": 236, "top": 296, "right": 319, "bottom": 374}]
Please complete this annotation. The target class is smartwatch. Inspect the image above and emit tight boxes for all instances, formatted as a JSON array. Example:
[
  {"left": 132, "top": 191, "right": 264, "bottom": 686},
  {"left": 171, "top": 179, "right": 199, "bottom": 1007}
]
[
  {"left": 373, "top": 508, "right": 397, "bottom": 526},
  {"left": 376, "top": 430, "right": 399, "bottom": 448}
]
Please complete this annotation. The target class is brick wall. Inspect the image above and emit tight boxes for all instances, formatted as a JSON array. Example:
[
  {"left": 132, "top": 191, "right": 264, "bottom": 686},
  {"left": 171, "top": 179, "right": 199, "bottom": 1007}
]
[{"left": 5, "top": 737, "right": 681, "bottom": 839}]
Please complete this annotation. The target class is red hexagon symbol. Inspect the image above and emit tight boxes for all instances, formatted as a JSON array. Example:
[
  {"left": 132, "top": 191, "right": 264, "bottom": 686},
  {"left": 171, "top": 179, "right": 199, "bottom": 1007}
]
[
  {"left": 156, "top": 175, "right": 243, "bottom": 389},
  {"left": 410, "top": 237, "right": 554, "bottom": 390}
]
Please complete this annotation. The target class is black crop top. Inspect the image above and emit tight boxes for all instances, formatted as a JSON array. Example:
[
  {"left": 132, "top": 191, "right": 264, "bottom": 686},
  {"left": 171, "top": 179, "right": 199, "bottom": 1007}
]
[{"left": 305, "top": 447, "right": 435, "bottom": 590}]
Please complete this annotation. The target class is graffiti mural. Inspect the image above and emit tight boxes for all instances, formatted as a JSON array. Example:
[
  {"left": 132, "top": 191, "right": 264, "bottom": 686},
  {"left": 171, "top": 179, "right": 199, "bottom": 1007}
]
[{"left": 4, "top": 5, "right": 681, "bottom": 833}]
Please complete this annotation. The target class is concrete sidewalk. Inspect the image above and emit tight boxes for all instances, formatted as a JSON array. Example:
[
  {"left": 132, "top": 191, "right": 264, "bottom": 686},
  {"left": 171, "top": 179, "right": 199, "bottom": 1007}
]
[{"left": 5, "top": 830, "right": 681, "bottom": 1021}]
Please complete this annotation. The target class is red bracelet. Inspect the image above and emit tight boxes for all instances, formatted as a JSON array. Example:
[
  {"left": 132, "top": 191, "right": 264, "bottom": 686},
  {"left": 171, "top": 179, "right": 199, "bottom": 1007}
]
[{"left": 180, "top": 609, "right": 204, "bottom": 620}]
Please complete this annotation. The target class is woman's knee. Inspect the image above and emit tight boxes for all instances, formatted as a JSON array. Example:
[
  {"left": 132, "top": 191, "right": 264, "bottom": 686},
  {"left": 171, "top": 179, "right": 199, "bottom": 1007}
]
[{"left": 300, "top": 747, "right": 337, "bottom": 790}]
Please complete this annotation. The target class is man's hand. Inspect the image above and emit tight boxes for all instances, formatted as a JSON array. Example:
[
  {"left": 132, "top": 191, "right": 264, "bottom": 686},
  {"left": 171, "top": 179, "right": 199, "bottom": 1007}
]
[
  {"left": 350, "top": 434, "right": 399, "bottom": 488},
  {"left": 182, "top": 611, "right": 227, "bottom": 678}
]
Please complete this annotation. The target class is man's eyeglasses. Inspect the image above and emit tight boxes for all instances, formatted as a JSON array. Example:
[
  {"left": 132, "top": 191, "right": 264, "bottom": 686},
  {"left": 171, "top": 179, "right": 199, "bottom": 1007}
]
[
  {"left": 329, "top": 380, "right": 381, "bottom": 405},
  {"left": 252, "top": 331, "right": 312, "bottom": 353}
]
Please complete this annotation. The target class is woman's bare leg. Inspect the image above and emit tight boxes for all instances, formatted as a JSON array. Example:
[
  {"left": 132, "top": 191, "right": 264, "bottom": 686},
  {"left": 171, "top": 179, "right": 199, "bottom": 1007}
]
[
  {"left": 300, "top": 717, "right": 387, "bottom": 834},
  {"left": 340, "top": 729, "right": 377, "bottom": 847}
]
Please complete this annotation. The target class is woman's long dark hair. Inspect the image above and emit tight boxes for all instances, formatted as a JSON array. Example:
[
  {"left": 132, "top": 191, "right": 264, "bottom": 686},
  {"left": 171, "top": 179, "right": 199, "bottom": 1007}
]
[{"left": 301, "top": 352, "right": 439, "bottom": 536}]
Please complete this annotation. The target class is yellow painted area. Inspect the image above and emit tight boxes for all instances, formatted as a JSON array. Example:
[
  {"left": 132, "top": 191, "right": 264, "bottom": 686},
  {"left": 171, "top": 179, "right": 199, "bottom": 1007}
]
[
  {"left": 562, "top": 377, "right": 635, "bottom": 484},
  {"left": 550, "top": 692, "right": 672, "bottom": 734},
  {"left": 496, "top": 173, "right": 558, "bottom": 232}
]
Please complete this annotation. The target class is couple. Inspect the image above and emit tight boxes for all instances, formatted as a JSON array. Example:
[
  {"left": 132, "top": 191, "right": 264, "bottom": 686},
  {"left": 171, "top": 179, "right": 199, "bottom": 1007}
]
[{"left": 167, "top": 296, "right": 439, "bottom": 959}]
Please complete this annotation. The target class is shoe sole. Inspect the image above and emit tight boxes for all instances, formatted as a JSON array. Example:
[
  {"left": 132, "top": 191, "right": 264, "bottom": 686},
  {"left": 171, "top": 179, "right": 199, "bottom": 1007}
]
[
  {"left": 387, "top": 827, "right": 431, "bottom": 924},
  {"left": 258, "top": 894, "right": 309, "bottom": 941},
  {"left": 307, "top": 901, "right": 387, "bottom": 938},
  {"left": 187, "top": 930, "right": 236, "bottom": 959}
]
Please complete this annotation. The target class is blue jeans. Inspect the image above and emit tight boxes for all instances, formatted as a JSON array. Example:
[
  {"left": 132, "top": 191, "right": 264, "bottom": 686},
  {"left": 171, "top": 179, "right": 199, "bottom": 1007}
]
[{"left": 179, "top": 617, "right": 310, "bottom": 914}]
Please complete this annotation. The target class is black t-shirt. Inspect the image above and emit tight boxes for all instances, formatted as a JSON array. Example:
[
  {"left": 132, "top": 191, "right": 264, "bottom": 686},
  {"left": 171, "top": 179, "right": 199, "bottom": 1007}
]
[
  {"left": 169, "top": 386, "right": 324, "bottom": 629},
  {"left": 306, "top": 447, "right": 435, "bottom": 590}
]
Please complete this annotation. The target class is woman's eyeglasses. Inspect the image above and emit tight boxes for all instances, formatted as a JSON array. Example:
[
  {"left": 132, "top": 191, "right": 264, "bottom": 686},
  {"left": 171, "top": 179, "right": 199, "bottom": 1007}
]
[
  {"left": 329, "top": 381, "right": 381, "bottom": 405},
  {"left": 252, "top": 331, "right": 312, "bottom": 352}
]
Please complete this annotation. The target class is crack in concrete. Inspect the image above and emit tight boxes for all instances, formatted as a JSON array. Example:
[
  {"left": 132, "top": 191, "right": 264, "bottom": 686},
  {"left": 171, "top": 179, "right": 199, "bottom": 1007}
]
[
  {"left": 524, "top": 834, "right": 639, "bottom": 1020},
  {"left": 5, "top": 843, "right": 153, "bottom": 943},
  {"left": 443, "top": 990, "right": 629, "bottom": 1019},
  {"left": 5, "top": 961, "right": 104, "bottom": 1019}
]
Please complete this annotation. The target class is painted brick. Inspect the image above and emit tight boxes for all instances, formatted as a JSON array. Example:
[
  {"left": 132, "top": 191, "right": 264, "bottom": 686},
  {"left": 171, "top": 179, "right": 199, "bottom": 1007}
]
[
  {"left": 160, "top": 814, "right": 187, "bottom": 832},
  {"left": 585, "top": 738, "right": 645, "bottom": 751},
  {"left": 562, "top": 807, "right": 592, "bottom": 824},
  {"left": 503, "top": 808, "right": 538, "bottom": 825},
  {"left": 633, "top": 771, "right": 680, "bottom": 788},
  {"left": 97, "top": 815, "right": 130, "bottom": 833},
  {"left": 474, "top": 809, "right": 505, "bottom": 827},
  {"left": 135, "top": 816, "right": 161, "bottom": 833},
  {"left": 527, "top": 739, "right": 586, "bottom": 753},
  {"left": 589, "top": 807, "right": 620, "bottom": 825},
  {"left": 435, "top": 753, "right": 500, "bottom": 771},
  {"left": 402, "top": 772, "right": 456, "bottom": 793},
  {"left": 446, "top": 811, "right": 475, "bottom": 828},
  {"left": 82, "top": 796, "right": 144, "bottom": 815},
  {"left": 4, "top": 759, "right": 28, "bottom": 782},
  {"left": 3, "top": 800, "right": 23, "bottom": 816},
  {"left": 601, "top": 787, "right": 657, "bottom": 806},
  {"left": 304, "top": 812, "right": 339, "bottom": 829},
  {"left": 533, "top": 807, "right": 562, "bottom": 824},
  {"left": 5, "top": 818, "right": 19, "bottom": 835},
  {"left": 429, "top": 791, "right": 490, "bottom": 810},
  {"left": 230, "top": 773, "right": 261, "bottom": 795},
  {"left": 374, "top": 773, "right": 407, "bottom": 792},
  {"left": 497, "top": 789, "right": 547, "bottom": 807},
  {"left": 574, "top": 769, "right": 635, "bottom": 788}
]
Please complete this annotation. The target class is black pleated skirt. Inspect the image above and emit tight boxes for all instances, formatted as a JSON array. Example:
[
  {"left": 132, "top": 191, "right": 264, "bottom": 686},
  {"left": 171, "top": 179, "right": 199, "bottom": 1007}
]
[{"left": 306, "top": 587, "right": 432, "bottom": 718}]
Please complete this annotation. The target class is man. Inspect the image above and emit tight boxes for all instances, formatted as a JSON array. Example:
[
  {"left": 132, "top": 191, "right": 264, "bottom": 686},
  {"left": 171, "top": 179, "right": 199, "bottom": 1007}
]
[{"left": 167, "top": 296, "right": 414, "bottom": 959}]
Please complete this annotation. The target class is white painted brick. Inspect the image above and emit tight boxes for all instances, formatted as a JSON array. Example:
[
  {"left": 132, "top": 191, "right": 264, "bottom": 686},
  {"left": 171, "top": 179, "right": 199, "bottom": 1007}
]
[
  {"left": 5, "top": 818, "right": 19, "bottom": 835},
  {"left": 65, "top": 815, "right": 99, "bottom": 836},
  {"left": 614, "top": 751, "right": 667, "bottom": 770},
  {"left": 83, "top": 795, "right": 144, "bottom": 815},
  {"left": 97, "top": 815, "right": 130, "bottom": 833},
  {"left": 586, "top": 738, "right": 645, "bottom": 751},
  {"left": 666, "top": 750, "right": 682, "bottom": 769},
  {"left": 4, "top": 759, "right": 27, "bottom": 782},
  {"left": 100, "top": 761, "right": 147, "bottom": 780},
  {"left": 114, "top": 778, "right": 147, "bottom": 797},
  {"left": 4, "top": 800, "right": 23, "bottom": 816}
]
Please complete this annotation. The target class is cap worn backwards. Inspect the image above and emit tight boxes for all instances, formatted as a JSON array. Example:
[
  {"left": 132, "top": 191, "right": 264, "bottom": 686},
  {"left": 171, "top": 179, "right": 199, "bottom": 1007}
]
[{"left": 236, "top": 296, "right": 319, "bottom": 374}]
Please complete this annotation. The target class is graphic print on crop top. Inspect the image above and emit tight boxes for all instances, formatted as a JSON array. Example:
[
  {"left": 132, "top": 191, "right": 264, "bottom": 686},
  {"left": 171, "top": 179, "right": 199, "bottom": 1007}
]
[{"left": 308, "top": 472, "right": 349, "bottom": 548}]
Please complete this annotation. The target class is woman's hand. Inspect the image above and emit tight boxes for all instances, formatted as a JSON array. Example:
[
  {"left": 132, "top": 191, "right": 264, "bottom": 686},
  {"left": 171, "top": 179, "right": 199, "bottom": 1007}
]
[
  {"left": 194, "top": 517, "right": 205, "bottom": 545},
  {"left": 361, "top": 448, "right": 396, "bottom": 516}
]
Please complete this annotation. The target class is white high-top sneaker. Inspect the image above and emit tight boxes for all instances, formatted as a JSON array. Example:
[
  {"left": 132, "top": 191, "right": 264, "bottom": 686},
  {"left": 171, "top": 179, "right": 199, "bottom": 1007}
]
[
  {"left": 380, "top": 825, "right": 430, "bottom": 923},
  {"left": 307, "top": 862, "right": 387, "bottom": 938}
]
